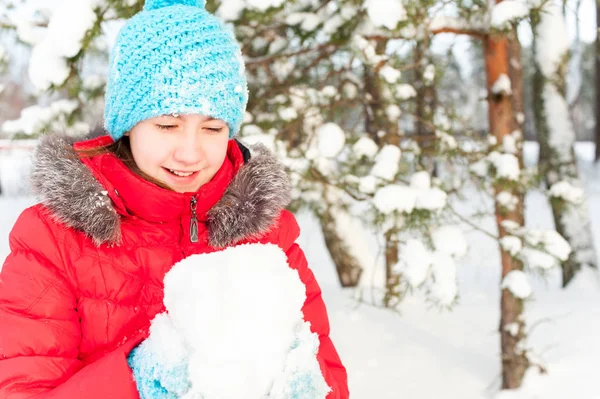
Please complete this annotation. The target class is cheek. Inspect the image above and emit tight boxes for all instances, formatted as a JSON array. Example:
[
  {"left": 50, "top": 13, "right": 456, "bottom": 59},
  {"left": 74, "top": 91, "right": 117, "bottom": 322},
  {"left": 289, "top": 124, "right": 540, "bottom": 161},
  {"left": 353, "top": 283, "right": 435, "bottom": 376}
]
[
  {"left": 130, "top": 131, "right": 171, "bottom": 171},
  {"left": 203, "top": 138, "right": 230, "bottom": 168}
]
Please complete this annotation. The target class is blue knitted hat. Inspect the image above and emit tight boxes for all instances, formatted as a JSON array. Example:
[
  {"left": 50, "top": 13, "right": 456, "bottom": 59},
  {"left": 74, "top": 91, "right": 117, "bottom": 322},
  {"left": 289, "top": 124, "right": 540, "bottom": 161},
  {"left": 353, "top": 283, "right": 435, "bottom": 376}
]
[{"left": 104, "top": 0, "right": 248, "bottom": 140}]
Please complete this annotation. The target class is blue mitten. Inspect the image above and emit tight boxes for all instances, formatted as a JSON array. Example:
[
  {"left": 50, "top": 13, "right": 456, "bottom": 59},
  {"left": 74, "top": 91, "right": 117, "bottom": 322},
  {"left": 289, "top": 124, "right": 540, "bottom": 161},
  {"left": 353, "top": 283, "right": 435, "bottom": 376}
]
[
  {"left": 127, "top": 313, "right": 192, "bottom": 399},
  {"left": 269, "top": 322, "right": 331, "bottom": 399}
]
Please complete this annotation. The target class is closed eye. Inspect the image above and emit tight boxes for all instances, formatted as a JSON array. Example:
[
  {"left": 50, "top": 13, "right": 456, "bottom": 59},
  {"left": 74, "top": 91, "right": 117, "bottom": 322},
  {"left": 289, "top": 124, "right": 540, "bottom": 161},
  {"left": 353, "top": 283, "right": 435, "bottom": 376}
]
[
  {"left": 205, "top": 127, "right": 224, "bottom": 133},
  {"left": 157, "top": 124, "right": 178, "bottom": 130}
]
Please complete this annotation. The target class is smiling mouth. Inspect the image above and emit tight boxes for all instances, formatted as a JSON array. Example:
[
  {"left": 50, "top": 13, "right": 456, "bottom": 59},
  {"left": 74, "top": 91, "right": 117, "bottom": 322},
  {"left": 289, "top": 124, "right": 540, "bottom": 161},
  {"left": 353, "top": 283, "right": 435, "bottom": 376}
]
[{"left": 163, "top": 167, "right": 198, "bottom": 177}]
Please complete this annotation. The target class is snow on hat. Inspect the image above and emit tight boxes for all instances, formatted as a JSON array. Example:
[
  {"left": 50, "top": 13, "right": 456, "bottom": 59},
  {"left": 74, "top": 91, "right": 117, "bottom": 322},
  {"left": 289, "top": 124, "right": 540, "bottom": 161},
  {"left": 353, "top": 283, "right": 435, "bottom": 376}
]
[{"left": 103, "top": 0, "right": 248, "bottom": 140}]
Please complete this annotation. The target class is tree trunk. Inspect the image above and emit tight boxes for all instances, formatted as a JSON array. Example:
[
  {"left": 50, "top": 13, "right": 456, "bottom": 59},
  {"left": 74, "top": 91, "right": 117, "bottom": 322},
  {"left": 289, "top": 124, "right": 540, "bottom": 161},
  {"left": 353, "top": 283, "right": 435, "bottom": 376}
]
[
  {"left": 484, "top": 20, "right": 528, "bottom": 388},
  {"left": 596, "top": 0, "right": 600, "bottom": 161},
  {"left": 320, "top": 204, "right": 364, "bottom": 288},
  {"left": 382, "top": 229, "right": 401, "bottom": 308},
  {"left": 532, "top": 3, "right": 597, "bottom": 286},
  {"left": 413, "top": 38, "right": 438, "bottom": 176}
]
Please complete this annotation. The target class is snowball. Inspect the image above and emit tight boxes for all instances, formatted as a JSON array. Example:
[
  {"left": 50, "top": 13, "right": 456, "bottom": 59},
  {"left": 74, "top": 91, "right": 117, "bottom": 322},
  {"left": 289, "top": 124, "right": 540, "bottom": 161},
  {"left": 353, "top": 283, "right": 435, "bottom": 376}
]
[
  {"left": 373, "top": 184, "right": 417, "bottom": 214},
  {"left": 429, "top": 252, "right": 458, "bottom": 306},
  {"left": 365, "top": 0, "right": 407, "bottom": 29},
  {"left": 163, "top": 243, "right": 307, "bottom": 399},
  {"left": 500, "top": 235, "right": 522, "bottom": 256},
  {"left": 314, "top": 123, "right": 345, "bottom": 158},
  {"left": 431, "top": 225, "right": 468, "bottom": 258},
  {"left": 395, "top": 239, "right": 432, "bottom": 287},
  {"left": 370, "top": 145, "right": 401, "bottom": 181},
  {"left": 353, "top": 136, "right": 379, "bottom": 159},
  {"left": 549, "top": 181, "right": 584, "bottom": 204},
  {"left": 501, "top": 270, "right": 532, "bottom": 299}
]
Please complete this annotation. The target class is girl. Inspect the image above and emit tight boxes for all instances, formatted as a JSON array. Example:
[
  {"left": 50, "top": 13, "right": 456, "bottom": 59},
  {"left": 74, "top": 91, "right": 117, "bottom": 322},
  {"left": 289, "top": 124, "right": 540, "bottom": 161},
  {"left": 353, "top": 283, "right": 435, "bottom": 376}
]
[{"left": 0, "top": 0, "right": 348, "bottom": 398}]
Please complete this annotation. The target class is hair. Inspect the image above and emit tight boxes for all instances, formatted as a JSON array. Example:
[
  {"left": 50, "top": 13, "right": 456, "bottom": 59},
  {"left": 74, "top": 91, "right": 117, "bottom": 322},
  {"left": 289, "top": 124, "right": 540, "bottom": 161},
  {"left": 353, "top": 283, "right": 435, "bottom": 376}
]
[{"left": 75, "top": 136, "right": 173, "bottom": 190}]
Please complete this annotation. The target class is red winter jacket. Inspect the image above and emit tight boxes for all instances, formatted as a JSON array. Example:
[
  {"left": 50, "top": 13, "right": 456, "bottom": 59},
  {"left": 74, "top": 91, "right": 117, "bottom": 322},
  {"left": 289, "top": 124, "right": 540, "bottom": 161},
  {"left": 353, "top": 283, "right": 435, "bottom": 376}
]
[{"left": 0, "top": 134, "right": 348, "bottom": 399}]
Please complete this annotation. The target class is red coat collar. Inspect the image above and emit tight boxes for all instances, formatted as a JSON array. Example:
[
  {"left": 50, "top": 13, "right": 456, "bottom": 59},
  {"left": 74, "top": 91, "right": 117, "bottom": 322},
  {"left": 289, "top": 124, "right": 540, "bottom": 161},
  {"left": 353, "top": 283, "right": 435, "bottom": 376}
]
[{"left": 75, "top": 136, "right": 245, "bottom": 223}]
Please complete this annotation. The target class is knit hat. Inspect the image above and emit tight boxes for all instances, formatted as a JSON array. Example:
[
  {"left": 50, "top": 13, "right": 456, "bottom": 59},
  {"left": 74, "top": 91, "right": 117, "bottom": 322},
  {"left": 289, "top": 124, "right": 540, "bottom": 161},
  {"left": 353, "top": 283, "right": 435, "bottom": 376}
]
[{"left": 103, "top": 0, "right": 248, "bottom": 140}]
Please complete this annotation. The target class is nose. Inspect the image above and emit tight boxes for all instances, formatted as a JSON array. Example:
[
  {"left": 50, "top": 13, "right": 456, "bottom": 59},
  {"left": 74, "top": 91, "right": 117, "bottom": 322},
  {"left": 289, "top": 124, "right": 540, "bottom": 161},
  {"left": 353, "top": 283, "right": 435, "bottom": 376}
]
[{"left": 172, "top": 129, "right": 203, "bottom": 165}]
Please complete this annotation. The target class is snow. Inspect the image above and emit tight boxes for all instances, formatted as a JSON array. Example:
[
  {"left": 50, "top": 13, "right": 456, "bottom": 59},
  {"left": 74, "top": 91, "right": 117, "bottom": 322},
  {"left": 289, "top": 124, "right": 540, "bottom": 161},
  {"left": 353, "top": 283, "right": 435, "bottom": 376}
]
[
  {"left": 431, "top": 225, "right": 468, "bottom": 258},
  {"left": 396, "top": 239, "right": 432, "bottom": 287},
  {"left": 159, "top": 243, "right": 328, "bottom": 398},
  {"left": 379, "top": 65, "right": 401, "bottom": 84},
  {"left": 370, "top": 145, "right": 401, "bottom": 181},
  {"left": 364, "top": 0, "right": 407, "bottom": 30},
  {"left": 497, "top": 191, "right": 519, "bottom": 211},
  {"left": 3, "top": 142, "right": 600, "bottom": 399},
  {"left": 490, "top": 0, "right": 530, "bottom": 29},
  {"left": 353, "top": 136, "right": 379, "bottom": 159},
  {"left": 535, "top": 2, "right": 569, "bottom": 79},
  {"left": 373, "top": 184, "right": 417, "bottom": 214},
  {"left": 245, "top": 0, "right": 286, "bottom": 12},
  {"left": 429, "top": 252, "right": 458, "bottom": 306},
  {"left": 415, "top": 187, "right": 447, "bottom": 211},
  {"left": 410, "top": 171, "right": 431, "bottom": 190},
  {"left": 500, "top": 235, "right": 523, "bottom": 256},
  {"left": 395, "top": 84, "right": 417, "bottom": 100},
  {"left": 2, "top": 99, "right": 79, "bottom": 136},
  {"left": 286, "top": 12, "right": 321, "bottom": 32},
  {"left": 28, "top": 0, "right": 99, "bottom": 91},
  {"left": 542, "top": 84, "right": 577, "bottom": 160},
  {"left": 488, "top": 151, "right": 521, "bottom": 181},
  {"left": 423, "top": 64, "right": 435, "bottom": 84},
  {"left": 217, "top": 0, "right": 245, "bottom": 21},
  {"left": 278, "top": 107, "right": 298, "bottom": 122},
  {"left": 315, "top": 123, "right": 345, "bottom": 159},
  {"left": 385, "top": 104, "right": 401, "bottom": 121},
  {"left": 491, "top": 73, "right": 512, "bottom": 95},
  {"left": 501, "top": 270, "right": 532, "bottom": 299},
  {"left": 549, "top": 180, "right": 584, "bottom": 203}
]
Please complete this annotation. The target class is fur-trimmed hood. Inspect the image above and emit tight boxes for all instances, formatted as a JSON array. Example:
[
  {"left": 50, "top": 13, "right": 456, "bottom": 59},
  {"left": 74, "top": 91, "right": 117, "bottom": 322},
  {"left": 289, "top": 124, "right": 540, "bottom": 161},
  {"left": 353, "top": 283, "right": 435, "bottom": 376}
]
[{"left": 29, "top": 132, "right": 291, "bottom": 248}]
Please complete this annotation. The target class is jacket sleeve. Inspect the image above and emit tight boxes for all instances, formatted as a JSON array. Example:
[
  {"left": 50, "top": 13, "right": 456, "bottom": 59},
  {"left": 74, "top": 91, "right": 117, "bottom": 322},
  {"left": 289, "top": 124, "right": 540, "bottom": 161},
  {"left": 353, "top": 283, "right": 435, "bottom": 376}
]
[
  {"left": 0, "top": 206, "right": 142, "bottom": 399},
  {"left": 276, "top": 211, "right": 349, "bottom": 399}
]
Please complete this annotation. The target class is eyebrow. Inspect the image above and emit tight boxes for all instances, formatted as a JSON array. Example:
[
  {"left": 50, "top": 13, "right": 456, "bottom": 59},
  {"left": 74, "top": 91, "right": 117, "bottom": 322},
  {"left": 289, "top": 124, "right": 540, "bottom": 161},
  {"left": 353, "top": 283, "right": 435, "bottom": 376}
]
[{"left": 161, "top": 114, "right": 217, "bottom": 122}]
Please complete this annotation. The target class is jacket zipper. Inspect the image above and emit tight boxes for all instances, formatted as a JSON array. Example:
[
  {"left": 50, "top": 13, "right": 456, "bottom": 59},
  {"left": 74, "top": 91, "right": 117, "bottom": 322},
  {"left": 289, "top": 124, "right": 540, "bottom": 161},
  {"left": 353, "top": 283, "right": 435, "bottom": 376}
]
[{"left": 189, "top": 195, "right": 199, "bottom": 243}]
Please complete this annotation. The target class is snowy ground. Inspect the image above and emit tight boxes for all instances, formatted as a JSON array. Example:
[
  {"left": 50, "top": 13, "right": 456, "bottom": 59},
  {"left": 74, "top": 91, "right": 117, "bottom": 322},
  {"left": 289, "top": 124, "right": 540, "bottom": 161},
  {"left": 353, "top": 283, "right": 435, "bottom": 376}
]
[{"left": 1, "top": 142, "right": 600, "bottom": 398}]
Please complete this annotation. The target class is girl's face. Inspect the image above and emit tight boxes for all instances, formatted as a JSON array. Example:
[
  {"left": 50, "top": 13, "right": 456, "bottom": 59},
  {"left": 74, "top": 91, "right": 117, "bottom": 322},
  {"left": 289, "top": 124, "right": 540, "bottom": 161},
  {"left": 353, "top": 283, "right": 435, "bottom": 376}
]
[{"left": 127, "top": 114, "right": 230, "bottom": 193}]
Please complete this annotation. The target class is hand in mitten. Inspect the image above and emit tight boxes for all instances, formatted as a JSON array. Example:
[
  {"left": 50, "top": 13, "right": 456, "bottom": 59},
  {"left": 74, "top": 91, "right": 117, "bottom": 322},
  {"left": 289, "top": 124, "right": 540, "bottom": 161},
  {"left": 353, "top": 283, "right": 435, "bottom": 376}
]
[
  {"left": 127, "top": 313, "right": 192, "bottom": 399},
  {"left": 269, "top": 322, "right": 331, "bottom": 399}
]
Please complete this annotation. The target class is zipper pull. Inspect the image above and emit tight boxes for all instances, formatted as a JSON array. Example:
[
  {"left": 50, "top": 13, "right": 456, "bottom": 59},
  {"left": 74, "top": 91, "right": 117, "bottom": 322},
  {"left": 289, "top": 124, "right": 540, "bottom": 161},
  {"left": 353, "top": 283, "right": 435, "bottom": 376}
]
[{"left": 190, "top": 196, "right": 199, "bottom": 243}]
